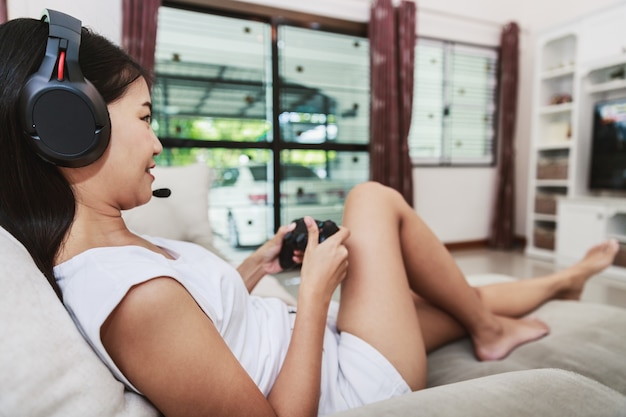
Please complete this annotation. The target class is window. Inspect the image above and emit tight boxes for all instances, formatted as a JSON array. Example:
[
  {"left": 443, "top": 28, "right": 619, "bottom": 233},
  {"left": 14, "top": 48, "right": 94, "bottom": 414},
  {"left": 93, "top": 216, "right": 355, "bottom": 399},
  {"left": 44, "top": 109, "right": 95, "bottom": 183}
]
[
  {"left": 152, "top": 6, "right": 369, "bottom": 251},
  {"left": 409, "top": 38, "right": 499, "bottom": 166}
]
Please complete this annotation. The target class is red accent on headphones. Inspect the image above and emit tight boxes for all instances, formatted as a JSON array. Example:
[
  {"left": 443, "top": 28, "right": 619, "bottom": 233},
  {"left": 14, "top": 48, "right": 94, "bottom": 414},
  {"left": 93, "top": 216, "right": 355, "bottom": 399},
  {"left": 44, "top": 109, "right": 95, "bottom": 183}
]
[{"left": 57, "top": 50, "right": 66, "bottom": 81}]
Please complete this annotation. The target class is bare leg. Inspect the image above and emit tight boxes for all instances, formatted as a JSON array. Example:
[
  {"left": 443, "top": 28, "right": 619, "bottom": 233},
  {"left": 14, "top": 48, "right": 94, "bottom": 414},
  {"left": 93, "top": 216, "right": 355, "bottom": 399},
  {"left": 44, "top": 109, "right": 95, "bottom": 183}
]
[
  {"left": 337, "top": 182, "right": 549, "bottom": 390},
  {"left": 337, "top": 183, "right": 428, "bottom": 389},
  {"left": 414, "top": 233, "right": 618, "bottom": 352},
  {"left": 474, "top": 239, "right": 619, "bottom": 316}
]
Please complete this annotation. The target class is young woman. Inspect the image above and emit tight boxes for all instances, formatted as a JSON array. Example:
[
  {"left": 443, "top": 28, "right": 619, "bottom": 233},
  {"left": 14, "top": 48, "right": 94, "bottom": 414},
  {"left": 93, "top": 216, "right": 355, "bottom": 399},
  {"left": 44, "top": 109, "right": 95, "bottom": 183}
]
[{"left": 0, "top": 15, "right": 619, "bottom": 417}]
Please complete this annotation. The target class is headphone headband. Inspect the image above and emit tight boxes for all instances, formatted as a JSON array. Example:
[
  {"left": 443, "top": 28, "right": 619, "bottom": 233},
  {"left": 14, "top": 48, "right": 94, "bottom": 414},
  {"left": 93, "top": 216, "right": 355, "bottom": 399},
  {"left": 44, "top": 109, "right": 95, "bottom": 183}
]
[
  {"left": 19, "top": 9, "right": 111, "bottom": 168},
  {"left": 44, "top": 9, "right": 81, "bottom": 42}
]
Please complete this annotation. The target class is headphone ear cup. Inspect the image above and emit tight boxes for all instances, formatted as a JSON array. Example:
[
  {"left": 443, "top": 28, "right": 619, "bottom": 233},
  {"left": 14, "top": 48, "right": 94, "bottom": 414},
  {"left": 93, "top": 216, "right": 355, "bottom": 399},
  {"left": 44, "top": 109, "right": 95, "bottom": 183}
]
[
  {"left": 20, "top": 9, "right": 111, "bottom": 168},
  {"left": 21, "top": 74, "right": 110, "bottom": 168}
]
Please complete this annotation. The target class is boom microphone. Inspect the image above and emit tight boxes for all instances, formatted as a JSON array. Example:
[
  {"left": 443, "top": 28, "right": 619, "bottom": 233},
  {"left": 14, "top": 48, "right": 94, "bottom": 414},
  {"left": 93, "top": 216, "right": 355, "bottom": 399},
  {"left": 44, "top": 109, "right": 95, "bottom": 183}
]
[{"left": 152, "top": 188, "right": 171, "bottom": 198}]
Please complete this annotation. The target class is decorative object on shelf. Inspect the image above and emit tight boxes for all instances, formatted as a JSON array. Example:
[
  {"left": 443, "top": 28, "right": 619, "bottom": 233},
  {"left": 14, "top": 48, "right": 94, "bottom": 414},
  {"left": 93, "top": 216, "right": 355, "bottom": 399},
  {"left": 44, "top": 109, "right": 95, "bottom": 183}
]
[
  {"left": 549, "top": 93, "right": 572, "bottom": 105},
  {"left": 537, "top": 157, "right": 568, "bottom": 180},
  {"left": 534, "top": 224, "right": 556, "bottom": 250},
  {"left": 546, "top": 121, "right": 571, "bottom": 142},
  {"left": 535, "top": 194, "right": 557, "bottom": 215}
]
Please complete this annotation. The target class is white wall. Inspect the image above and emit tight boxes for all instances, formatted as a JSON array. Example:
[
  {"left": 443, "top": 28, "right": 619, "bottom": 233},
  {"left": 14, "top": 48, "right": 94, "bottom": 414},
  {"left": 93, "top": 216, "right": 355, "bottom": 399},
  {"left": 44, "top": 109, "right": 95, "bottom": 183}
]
[
  {"left": 414, "top": 0, "right": 621, "bottom": 242},
  {"left": 7, "top": 0, "right": 121, "bottom": 44},
  {"left": 9, "top": 0, "right": 620, "bottom": 243}
]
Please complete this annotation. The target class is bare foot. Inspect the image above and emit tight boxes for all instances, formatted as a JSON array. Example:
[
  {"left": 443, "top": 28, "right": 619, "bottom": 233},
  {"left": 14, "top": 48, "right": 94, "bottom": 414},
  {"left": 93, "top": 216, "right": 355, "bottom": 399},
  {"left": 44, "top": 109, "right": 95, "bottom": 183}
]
[
  {"left": 559, "top": 239, "right": 620, "bottom": 300},
  {"left": 472, "top": 316, "right": 550, "bottom": 361},
  {"left": 578, "top": 239, "right": 620, "bottom": 274}
]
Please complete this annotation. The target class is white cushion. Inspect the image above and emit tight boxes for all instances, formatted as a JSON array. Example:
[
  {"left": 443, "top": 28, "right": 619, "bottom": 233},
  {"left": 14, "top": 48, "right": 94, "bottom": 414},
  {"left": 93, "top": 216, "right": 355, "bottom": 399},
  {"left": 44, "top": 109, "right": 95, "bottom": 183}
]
[
  {"left": 0, "top": 226, "right": 158, "bottom": 417},
  {"left": 122, "top": 164, "right": 213, "bottom": 249}
]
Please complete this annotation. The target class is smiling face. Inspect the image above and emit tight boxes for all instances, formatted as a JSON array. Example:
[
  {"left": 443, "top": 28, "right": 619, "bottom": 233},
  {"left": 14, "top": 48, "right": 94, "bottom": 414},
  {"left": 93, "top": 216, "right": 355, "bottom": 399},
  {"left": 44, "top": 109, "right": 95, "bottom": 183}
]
[{"left": 62, "top": 77, "right": 163, "bottom": 212}]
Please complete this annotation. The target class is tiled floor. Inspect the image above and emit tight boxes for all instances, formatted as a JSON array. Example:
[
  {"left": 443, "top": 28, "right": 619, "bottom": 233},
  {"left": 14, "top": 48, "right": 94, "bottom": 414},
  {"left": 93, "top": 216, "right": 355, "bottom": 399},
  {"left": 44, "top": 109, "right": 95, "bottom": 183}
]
[{"left": 214, "top": 237, "right": 626, "bottom": 309}]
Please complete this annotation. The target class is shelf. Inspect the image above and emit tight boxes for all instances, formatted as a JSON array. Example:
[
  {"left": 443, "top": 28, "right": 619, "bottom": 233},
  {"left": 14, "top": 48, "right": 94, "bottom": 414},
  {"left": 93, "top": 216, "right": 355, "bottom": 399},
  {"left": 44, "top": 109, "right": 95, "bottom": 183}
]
[
  {"left": 541, "top": 65, "right": 576, "bottom": 80},
  {"left": 536, "top": 141, "right": 572, "bottom": 151},
  {"left": 533, "top": 213, "right": 557, "bottom": 222},
  {"left": 586, "top": 78, "right": 626, "bottom": 93},
  {"left": 539, "top": 102, "right": 573, "bottom": 114},
  {"left": 607, "top": 233, "right": 626, "bottom": 243},
  {"left": 535, "top": 179, "right": 569, "bottom": 187}
]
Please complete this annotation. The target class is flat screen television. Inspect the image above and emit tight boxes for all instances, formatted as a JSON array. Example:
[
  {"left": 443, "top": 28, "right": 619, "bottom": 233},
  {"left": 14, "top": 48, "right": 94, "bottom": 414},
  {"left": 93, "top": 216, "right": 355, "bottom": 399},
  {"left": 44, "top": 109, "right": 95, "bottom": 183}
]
[{"left": 589, "top": 97, "right": 626, "bottom": 191}]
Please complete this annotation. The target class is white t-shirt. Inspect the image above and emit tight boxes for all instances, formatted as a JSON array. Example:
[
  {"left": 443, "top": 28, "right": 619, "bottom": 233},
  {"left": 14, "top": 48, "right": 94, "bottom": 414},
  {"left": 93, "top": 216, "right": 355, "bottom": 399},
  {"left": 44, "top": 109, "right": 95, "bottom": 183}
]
[
  {"left": 54, "top": 236, "right": 293, "bottom": 396},
  {"left": 54, "top": 236, "right": 410, "bottom": 416}
]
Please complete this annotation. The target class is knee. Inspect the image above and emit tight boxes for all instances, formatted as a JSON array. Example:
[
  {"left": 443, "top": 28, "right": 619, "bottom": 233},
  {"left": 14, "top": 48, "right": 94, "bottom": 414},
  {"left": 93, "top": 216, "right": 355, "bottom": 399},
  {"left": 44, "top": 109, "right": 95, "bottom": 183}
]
[
  {"left": 346, "top": 182, "right": 408, "bottom": 209},
  {"left": 347, "top": 181, "right": 393, "bottom": 201}
]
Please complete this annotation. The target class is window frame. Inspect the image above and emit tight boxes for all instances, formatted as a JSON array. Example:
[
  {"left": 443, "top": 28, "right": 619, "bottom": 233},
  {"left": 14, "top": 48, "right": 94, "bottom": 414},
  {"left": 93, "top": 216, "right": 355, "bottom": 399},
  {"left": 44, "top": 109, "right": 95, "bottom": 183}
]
[
  {"left": 410, "top": 35, "right": 501, "bottom": 168},
  {"left": 157, "top": 2, "right": 370, "bottom": 232}
]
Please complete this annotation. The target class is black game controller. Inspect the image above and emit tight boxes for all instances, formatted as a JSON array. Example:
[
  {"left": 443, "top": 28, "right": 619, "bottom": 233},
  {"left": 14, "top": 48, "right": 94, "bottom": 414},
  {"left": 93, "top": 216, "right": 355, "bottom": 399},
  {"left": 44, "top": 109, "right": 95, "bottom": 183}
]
[{"left": 278, "top": 218, "right": 339, "bottom": 270}]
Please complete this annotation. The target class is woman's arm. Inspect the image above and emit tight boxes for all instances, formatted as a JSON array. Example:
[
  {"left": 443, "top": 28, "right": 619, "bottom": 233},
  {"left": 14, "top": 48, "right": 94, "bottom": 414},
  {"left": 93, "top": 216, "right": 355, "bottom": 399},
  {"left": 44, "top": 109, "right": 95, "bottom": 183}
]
[
  {"left": 101, "top": 277, "right": 277, "bottom": 417},
  {"left": 267, "top": 218, "right": 350, "bottom": 417},
  {"left": 237, "top": 222, "right": 296, "bottom": 292}
]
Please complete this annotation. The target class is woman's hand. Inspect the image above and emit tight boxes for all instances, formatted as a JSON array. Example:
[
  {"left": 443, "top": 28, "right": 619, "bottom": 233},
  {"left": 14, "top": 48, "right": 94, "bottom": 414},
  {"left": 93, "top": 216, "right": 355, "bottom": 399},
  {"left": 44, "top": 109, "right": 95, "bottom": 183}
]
[
  {"left": 237, "top": 221, "right": 297, "bottom": 292},
  {"left": 255, "top": 222, "right": 298, "bottom": 275},
  {"left": 298, "top": 216, "right": 350, "bottom": 304}
]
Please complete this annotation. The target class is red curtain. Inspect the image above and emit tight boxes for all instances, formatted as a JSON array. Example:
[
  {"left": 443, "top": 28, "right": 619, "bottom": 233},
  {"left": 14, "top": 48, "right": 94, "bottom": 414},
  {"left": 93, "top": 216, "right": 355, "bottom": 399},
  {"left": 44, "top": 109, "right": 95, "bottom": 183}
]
[
  {"left": 122, "top": 0, "right": 161, "bottom": 73},
  {"left": 489, "top": 22, "right": 520, "bottom": 249},
  {"left": 0, "top": 0, "right": 7, "bottom": 24},
  {"left": 369, "top": 0, "right": 416, "bottom": 206}
]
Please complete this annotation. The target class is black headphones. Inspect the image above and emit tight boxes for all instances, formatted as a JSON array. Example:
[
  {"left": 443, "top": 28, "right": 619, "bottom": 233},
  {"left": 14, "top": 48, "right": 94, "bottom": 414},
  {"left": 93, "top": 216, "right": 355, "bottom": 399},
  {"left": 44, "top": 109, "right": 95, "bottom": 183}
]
[{"left": 20, "top": 9, "right": 110, "bottom": 168}]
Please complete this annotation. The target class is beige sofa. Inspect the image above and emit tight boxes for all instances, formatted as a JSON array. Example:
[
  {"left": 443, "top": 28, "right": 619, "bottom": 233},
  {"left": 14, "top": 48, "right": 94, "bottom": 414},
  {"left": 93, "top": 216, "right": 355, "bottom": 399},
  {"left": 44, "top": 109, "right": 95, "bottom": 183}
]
[{"left": 1, "top": 165, "right": 625, "bottom": 417}]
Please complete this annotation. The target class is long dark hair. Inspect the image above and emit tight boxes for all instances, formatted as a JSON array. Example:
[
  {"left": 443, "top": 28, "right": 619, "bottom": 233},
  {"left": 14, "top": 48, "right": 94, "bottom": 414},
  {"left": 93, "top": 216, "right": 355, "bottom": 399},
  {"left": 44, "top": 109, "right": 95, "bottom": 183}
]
[{"left": 0, "top": 18, "right": 150, "bottom": 299}]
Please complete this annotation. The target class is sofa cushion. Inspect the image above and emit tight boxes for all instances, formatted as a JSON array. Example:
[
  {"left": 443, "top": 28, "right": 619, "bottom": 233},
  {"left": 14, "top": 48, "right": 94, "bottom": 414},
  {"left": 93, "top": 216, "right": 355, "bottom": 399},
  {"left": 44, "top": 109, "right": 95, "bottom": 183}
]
[
  {"left": 122, "top": 163, "right": 214, "bottom": 250},
  {"left": 0, "top": 227, "right": 159, "bottom": 417},
  {"left": 427, "top": 299, "right": 626, "bottom": 395},
  {"left": 331, "top": 368, "right": 626, "bottom": 417}
]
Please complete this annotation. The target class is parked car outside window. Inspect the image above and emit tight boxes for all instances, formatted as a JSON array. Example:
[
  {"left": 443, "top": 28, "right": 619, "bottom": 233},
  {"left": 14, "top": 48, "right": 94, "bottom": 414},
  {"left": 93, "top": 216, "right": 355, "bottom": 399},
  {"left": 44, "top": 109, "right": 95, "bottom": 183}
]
[{"left": 209, "top": 163, "right": 346, "bottom": 247}]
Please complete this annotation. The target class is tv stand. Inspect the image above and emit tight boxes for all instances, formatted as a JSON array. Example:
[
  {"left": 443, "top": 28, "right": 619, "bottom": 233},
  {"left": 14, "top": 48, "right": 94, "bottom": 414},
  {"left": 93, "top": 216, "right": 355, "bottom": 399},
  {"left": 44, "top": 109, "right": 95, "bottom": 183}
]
[{"left": 556, "top": 197, "right": 626, "bottom": 280}]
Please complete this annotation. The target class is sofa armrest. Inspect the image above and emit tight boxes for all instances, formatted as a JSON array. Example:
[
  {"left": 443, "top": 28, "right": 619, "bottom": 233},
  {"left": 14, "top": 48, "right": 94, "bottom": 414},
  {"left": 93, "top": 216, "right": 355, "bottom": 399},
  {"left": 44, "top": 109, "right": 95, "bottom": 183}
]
[{"left": 330, "top": 368, "right": 626, "bottom": 417}]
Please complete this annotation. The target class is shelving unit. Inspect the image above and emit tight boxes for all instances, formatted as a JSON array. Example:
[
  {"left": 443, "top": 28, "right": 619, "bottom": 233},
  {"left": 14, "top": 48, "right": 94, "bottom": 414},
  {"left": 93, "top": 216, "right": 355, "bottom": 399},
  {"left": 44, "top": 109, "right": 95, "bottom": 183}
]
[
  {"left": 526, "top": 28, "right": 579, "bottom": 259},
  {"left": 527, "top": 3, "right": 626, "bottom": 280},
  {"left": 586, "top": 78, "right": 626, "bottom": 94}
]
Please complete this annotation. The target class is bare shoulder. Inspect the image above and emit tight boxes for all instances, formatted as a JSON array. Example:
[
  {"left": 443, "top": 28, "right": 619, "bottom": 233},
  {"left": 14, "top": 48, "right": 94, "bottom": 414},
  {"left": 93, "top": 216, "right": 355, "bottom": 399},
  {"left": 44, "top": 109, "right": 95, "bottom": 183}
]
[{"left": 101, "top": 277, "right": 275, "bottom": 417}]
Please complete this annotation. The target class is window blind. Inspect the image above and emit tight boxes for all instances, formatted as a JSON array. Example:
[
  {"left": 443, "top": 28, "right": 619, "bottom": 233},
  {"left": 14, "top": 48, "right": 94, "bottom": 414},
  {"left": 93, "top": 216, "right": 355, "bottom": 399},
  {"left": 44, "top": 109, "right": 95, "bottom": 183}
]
[{"left": 409, "top": 38, "right": 498, "bottom": 166}]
